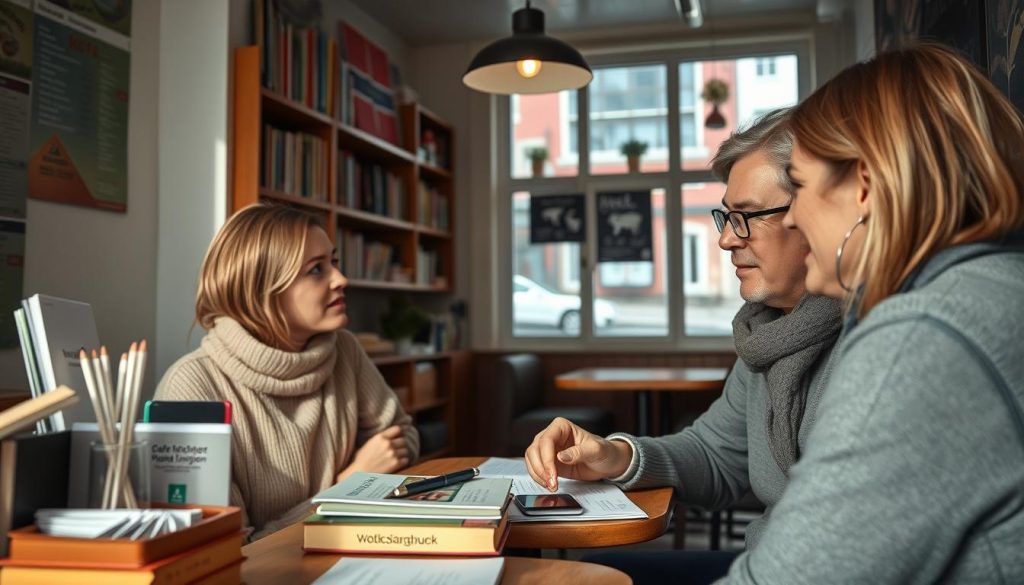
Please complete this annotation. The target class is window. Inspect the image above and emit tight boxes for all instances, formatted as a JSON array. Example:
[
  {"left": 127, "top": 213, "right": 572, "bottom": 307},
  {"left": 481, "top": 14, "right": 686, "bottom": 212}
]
[
  {"left": 756, "top": 57, "right": 777, "bottom": 77},
  {"left": 503, "top": 45, "right": 805, "bottom": 346},
  {"left": 586, "top": 64, "right": 670, "bottom": 174},
  {"left": 511, "top": 91, "right": 578, "bottom": 179},
  {"left": 511, "top": 191, "right": 582, "bottom": 337}
]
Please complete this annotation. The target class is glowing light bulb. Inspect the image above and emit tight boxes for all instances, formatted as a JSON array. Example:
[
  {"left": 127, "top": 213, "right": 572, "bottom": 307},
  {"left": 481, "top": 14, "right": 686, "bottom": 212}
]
[{"left": 516, "top": 59, "right": 542, "bottom": 79}]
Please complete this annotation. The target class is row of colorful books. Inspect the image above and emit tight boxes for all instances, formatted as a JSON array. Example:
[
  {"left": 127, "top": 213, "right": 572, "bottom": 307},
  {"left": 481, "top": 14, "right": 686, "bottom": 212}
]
[
  {"left": 261, "top": 125, "right": 329, "bottom": 201},
  {"left": 253, "top": 0, "right": 337, "bottom": 115},
  {"left": 0, "top": 505, "right": 243, "bottom": 584},
  {"left": 338, "top": 151, "right": 407, "bottom": 219},
  {"left": 416, "top": 182, "right": 450, "bottom": 231},
  {"left": 303, "top": 472, "right": 513, "bottom": 556}
]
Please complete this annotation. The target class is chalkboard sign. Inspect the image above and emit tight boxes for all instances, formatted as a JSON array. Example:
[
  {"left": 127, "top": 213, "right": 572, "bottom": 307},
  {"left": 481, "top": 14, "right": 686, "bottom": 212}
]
[
  {"left": 530, "top": 193, "right": 586, "bottom": 244},
  {"left": 597, "top": 191, "right": 652, "bottom": 263}
]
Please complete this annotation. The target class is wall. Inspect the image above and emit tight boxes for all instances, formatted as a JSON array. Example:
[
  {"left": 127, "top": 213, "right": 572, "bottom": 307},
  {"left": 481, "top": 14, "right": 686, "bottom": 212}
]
[
  {"left": 155, "top": 0, "right": 232, "bottom": 381},
  {"left": 0, "top": 0, "right": 161, "bottom": 394}
]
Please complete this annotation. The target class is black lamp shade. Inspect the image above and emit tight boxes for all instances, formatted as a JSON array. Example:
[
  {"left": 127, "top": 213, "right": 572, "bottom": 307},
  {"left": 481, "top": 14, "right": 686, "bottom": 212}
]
[{"left": 463, "top": 6, "right": 592, "bottom": 95}]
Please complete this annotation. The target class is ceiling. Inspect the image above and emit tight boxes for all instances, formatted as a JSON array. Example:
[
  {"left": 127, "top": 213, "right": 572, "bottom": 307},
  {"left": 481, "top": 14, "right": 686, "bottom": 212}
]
[{"left": 345, "top": 0, "right": 820, "bottom": 46}]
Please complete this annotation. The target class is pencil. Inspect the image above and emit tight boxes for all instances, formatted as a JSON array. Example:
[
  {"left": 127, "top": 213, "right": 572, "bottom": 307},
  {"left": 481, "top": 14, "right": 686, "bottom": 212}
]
[
  {"left": 112, "top": 342, "right": 138, "bottom": 508},
  {"left": 122, "top": 340, "right": 146, "bottom": 508},
  {"left": 80, "top": 350, "right": 115, "bottom": 508}
]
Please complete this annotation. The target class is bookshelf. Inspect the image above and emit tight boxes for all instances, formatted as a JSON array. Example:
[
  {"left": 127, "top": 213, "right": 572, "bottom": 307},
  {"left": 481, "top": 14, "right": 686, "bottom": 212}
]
[{"left": 231, "top": 45, "right": 459, "bottom": 460}]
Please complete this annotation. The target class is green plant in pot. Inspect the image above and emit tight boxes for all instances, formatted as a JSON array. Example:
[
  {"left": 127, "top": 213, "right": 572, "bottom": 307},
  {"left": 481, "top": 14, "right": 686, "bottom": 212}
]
[
  {"left": 701, "top": 78, "right": 730, "bottom": 129},
  {"left": 620, "top": 139, "right": 648, "bottom": 173},
  {"left": 380, "top": 296, "right": 431, "bottom": 354},
  {"left": 526, "top": 146, "right": 548, "bottom": 178}
]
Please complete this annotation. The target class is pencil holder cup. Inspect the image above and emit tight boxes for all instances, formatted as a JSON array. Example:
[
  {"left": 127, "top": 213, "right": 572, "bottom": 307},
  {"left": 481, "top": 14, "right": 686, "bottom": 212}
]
[{"left": 89, "top": 440, "right": 150, "bottom": 509}]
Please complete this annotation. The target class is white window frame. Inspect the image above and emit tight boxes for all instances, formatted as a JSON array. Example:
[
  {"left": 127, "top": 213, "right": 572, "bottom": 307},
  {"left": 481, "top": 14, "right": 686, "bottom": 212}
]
[
  {"left": 497, "top": 37, "right": 812, "bottom": 352},
  {"left": 682, "top": 221, "right": 710, "bottom": 294}
]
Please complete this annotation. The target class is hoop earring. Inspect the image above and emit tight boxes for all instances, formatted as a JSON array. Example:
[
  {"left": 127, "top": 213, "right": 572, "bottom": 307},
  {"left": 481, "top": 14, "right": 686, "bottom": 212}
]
[{"left": 836, "top": 216, "right": 866, "bottom": 293}]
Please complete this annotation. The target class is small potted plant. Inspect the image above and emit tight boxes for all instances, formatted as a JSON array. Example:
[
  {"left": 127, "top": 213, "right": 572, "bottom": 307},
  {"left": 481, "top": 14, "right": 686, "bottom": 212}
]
[
  {"left": 380, "top": 296, "right": 431, "bottom": 355},
  {"left": 526, "top": 146, "right": 548, "bottom": 178},
  {"left": 620, "top": 139, "right": 648, "bottom": 173},
  {"left": 701, "top": 78, "right": 730, "bottom": 129}
]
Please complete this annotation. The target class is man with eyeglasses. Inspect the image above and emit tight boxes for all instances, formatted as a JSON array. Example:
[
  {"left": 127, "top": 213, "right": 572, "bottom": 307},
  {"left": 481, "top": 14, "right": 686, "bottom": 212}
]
[{"left": 524, "top": 108, "right": 844, "bottom": 585}]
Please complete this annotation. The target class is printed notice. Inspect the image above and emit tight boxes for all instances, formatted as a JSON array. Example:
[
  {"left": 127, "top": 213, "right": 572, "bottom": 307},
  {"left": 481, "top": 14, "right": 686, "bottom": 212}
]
[
  {"left": 28, "top": 0, "right": 130, "bottom": 212},
  {"left": 597, "top": 190, "right": 653, "bottom": 263},
  {"left": 530, "top": 193, "right": 585, "bottom": 244}
]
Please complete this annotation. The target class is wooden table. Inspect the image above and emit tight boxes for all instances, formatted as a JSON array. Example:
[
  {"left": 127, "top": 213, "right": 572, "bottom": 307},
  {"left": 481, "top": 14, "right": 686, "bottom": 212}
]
[
  {"left": 415, "top": 457, "right": 673, "bottom": 549},
  {"left": 556, "top": 368, "right": 729, "bottom": 436},
  {"left": 240, "top": 456, "right": 673, "bottom": 584}
]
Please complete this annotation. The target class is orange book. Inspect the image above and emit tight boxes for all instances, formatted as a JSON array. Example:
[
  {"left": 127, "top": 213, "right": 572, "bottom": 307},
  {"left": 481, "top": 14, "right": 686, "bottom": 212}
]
[
  {"left": 6, "top": 505, "right": 240, "bottom": 568},
  {"left": 0, "top": 530, "right": 244, "bottom": 585},
  {"left": 303, "top": 513, "right": 510, "bottom": 556}
]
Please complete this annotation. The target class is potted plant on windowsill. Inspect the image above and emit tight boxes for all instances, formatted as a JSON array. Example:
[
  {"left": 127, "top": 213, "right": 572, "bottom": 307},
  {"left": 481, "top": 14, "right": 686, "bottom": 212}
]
[
  {"left": 526, "top": 146, "right": 548, "bottom": 178},
  {"left": 701, "top": 78, "right": 730, "bottom": 129},
  {"left": 380, "top": 296, "right": 431, "bottom": 355},
  {"left": 620, "top": 139, "right": 648, "bottom": 173}
]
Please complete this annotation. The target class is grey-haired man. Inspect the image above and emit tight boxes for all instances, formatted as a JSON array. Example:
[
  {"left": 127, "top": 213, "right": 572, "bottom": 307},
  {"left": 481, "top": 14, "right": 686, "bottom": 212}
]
[{"left": 523, "top": 109, "right": 843, "bottom": 585}]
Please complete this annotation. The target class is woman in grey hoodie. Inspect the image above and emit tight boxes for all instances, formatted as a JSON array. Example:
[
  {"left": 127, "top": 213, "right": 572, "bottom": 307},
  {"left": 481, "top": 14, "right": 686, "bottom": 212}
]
[{"left": 721, "top": 43, "right": 1024, "bottom": 583}]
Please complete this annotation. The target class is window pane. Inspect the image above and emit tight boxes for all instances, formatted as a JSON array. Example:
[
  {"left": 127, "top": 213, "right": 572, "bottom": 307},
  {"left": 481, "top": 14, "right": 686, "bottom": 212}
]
[
  {"left": 589, "top": 65, "right": 669, "bottom": 175},
  {"left": 512, "top": 191, "right": 582, "bottom": 337},
  {"left": 511, "top": 91, "right": 579, "bottom": 179},
  {"left": 680, "top": 55, "right": 799, "bottom": 171},
  {"left": 681, "top": 183, "right": 744, "bottom": 336},
  {"left": 595, "top": 188, "right": 667, "bottom": 336}
]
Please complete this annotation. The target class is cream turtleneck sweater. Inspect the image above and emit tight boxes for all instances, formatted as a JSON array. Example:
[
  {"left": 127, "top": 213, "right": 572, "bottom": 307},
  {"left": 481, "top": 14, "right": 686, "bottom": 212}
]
[{"left": 155, "top": 317, "right": 419, "bottom": 540}]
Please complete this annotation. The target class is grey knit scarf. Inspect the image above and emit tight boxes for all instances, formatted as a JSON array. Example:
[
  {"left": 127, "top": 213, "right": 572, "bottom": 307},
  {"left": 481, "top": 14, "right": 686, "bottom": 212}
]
[{"left": 732, "top": 294, "right": 843, "bottom": 473}]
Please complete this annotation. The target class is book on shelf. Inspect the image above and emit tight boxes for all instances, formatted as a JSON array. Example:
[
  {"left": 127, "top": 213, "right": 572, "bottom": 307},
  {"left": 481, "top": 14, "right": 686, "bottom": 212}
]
[
  {"left": 337, "top": 151, "right": 408, "bottom": 219},
  {"left": 416, "top": 181, "right": 449, "bottom": 230},
  {"left": 336, "top": 229, "right": 402, "bottom": 282},
  {"left": 416, "top": 247, "right": 441, "bottom": 286},
  {"left": 261, "top": 125, "right": 327, "bottom": 201},
  {"left": 17, "top": 294, "right": 101, "bottom": 431},
  {"left": 67, "top": 423, "right": 232, "bottom": 508},
  {"left": 253, "top": 0, "right": 336, "bottom": 115},
  {"left": 0, "top": 431, "right": 71, "bottom": 557},
  {"left": 352, "top": 332, "right": 395, "bottom": 356},
  {"left": 339, "top": 22, "right": 400, "bottom": 145},
  {"left": 302, "top": 503, "right": 511, "bottom": 556},
  {"left": 0, "top": 530, "right": 244, "bottom": 585},
  {"left": 312, "top": 472, "right": 512, "bottom": 520}
]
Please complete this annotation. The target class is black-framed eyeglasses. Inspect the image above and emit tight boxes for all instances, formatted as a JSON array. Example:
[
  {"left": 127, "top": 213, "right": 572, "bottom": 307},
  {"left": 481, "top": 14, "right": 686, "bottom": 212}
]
[{"left": 711, "top": 205, "right": 791, "bottom": 239}]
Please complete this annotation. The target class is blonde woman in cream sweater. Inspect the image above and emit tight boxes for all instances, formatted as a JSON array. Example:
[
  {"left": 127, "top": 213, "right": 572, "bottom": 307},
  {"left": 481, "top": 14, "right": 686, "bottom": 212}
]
[{"left": 156, "top": 204, "right": 419, "bottom": 541}]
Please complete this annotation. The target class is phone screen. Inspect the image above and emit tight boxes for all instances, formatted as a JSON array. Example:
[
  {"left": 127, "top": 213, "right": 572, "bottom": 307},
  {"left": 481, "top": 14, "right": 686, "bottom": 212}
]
[{"left": 514, "top": 494, "right": 584, "bottom": 515}]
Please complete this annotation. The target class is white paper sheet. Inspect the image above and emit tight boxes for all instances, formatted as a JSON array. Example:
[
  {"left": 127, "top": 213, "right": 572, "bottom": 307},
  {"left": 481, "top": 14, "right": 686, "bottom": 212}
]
[
  {"left": 477, "top": 457, "right": 648, "bottom": 523},
  {"left": 312, "top": 557, "right": 504, "bottom": 585}
]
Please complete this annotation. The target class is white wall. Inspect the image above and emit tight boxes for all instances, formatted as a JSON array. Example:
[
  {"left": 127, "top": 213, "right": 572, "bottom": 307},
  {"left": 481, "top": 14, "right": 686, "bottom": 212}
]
[
  {"left": 0, "top": 0, "right": 161, "bottom": 394},
  {"left": 155, "top": 0, "right": 232, "bottom": 380}
]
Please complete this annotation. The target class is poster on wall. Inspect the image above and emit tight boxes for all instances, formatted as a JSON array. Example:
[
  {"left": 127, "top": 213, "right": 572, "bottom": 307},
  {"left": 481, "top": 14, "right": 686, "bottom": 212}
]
[
  {"left": 0, "top": 0, "right": 32, "bottom": 220},
  {"left": 530, "top": 194, "right": 585, "bottom": 244},
  {"left": 596, "top": 191, "right": 652, "bottom": 263},
  {"left": 27, "top": 0, "right": 131, "bottom": 212}
]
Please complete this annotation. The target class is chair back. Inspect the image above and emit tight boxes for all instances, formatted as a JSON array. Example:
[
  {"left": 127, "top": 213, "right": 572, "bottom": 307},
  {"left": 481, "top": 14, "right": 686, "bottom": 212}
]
[{"left": 495, "top": 354, "right": 543, "bottom": 418}]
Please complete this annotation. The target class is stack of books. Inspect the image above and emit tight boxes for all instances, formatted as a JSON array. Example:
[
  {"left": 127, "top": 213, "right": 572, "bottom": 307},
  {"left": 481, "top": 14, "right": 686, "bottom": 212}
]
[
  {"left": 304, "top": 472, "right": 513, "bottom": 556},
  {"left": 0, "top": 505, "right": 244, "bottom": 584}
]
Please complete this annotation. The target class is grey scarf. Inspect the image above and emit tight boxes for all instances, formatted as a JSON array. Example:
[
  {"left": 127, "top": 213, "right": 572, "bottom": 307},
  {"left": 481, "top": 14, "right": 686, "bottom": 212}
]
[{"left": 733, "top": 294, "right": 843, "bottom": 473}]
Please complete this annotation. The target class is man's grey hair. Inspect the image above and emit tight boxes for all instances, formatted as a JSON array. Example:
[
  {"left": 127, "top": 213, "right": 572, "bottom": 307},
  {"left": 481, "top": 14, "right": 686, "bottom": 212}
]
[{"left": 710, "top": 107, "right": 794, "bottom": 192}]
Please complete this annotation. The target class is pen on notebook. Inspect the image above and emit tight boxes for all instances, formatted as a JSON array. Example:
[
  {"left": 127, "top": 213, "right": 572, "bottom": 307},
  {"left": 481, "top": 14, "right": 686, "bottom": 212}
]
[{"left": 391, "top": 467, "right": 480, "bottom": 498}]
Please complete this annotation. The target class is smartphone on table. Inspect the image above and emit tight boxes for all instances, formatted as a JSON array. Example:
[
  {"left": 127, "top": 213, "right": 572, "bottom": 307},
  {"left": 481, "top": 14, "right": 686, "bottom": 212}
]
[
  {"left": 143, "top": 400, "right": 233, "bottom": 424},
  {"left": 513, "top": 493, "right": 584, "bottom": 516}
]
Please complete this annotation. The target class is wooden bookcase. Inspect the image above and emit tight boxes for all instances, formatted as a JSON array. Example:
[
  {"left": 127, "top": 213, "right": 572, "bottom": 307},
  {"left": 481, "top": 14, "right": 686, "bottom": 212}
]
[{"left": 231, "top": 45, "right": 458, "bottom": 460}]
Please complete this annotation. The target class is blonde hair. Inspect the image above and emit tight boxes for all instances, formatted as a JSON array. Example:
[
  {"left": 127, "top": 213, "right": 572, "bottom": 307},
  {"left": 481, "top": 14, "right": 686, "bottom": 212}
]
[
  {"left": 790, "top": 43, "right": 1024, "bottom": 318},
  {"left": 195, "top": 203, "right": 324, "bottom": 347}
]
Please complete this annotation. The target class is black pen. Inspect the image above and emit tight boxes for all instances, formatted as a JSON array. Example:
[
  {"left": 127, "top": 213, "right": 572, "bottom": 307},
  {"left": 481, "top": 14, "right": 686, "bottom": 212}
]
[{"left": 391, "top": 467, "right": 480, "bottom": 498}]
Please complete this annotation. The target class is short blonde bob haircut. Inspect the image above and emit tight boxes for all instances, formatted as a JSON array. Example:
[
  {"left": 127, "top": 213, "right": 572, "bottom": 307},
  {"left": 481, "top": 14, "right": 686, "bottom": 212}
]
[
  {"left": 790, "top": 43, "right": 1024, "bottom": 318},
  {"left": 195, "top": 203, "right": 324, "bottom": 347}
]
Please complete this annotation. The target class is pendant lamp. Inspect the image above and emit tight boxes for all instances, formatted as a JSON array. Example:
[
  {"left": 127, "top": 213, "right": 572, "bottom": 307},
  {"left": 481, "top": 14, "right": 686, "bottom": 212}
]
[{"left": 463, "top": 1, "right": 592, "bottom": 95}]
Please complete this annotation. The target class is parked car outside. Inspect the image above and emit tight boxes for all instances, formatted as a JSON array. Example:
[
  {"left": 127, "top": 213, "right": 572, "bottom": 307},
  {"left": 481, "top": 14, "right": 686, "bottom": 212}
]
[{"left": 513, "top": 275, "right": 616, "bottom": 334}]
